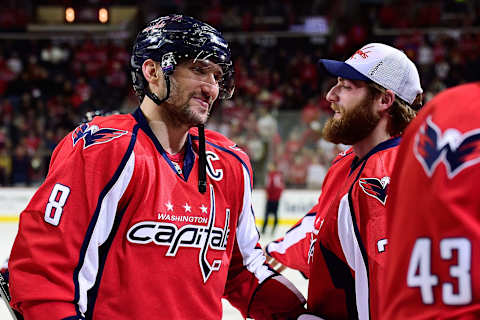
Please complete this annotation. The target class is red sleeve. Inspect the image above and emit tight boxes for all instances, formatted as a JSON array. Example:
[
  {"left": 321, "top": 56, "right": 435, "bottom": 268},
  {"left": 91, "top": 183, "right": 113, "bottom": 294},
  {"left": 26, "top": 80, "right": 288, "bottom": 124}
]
[
  {"left": 265, "top": 211, "right": 316, "bottom": 277},
  {"left": 224, "top": 244, "right": 306, "bottom": 319},
  {"left": 222, "top": 153, "right": 305, "bottom": 318},
  {"left": 9, "top": 122, "right": 132, "bottom": 319}
]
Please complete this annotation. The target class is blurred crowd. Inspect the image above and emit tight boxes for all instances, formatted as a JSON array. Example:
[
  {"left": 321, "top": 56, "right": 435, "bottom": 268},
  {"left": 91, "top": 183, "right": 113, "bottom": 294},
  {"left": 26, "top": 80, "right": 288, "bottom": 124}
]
[{"left": 1, "top": 0, "right": 480, "bottom": 188}]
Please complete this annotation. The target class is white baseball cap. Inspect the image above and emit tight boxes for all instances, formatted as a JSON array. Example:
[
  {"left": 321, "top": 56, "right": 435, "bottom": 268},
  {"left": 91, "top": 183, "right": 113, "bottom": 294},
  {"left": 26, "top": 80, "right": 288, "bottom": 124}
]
[{"left": 319, "top": 43, "right": 423, "bottom": 106}]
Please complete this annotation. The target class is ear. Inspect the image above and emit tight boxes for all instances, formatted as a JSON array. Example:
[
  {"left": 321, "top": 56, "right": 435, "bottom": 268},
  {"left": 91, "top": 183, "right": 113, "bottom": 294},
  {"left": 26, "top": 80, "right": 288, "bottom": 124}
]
[
  {"left": 378, "top": 89, "right": 395, "bottom": 113},
  {"left": 142, "top": 59, "right": 162, "bottom": 83}
]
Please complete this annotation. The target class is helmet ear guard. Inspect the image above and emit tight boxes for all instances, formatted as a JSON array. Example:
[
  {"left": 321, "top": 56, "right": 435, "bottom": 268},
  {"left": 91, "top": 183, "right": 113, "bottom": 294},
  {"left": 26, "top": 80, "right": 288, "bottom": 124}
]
[{"left": 161, "top": 52, "right": 176, "bottom": 76}]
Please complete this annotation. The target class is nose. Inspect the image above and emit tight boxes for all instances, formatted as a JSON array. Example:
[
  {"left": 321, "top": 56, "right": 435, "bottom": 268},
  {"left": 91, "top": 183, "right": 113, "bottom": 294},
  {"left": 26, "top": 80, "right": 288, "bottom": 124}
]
[
  {"left": 205, "top": 72, "right": 218, "bottom": 86},
  {"left": 201, "top": 75, "right": 219, "bottom": 101},
  {"left": 325, "top": 84, "right": 339, "bottom": 103}
]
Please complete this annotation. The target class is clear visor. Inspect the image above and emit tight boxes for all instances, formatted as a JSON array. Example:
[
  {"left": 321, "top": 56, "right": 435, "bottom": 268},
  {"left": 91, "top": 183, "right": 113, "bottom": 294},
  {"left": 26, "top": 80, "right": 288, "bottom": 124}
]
[{"left": 191, "top": 53, "right": 234, "bottom": 100}]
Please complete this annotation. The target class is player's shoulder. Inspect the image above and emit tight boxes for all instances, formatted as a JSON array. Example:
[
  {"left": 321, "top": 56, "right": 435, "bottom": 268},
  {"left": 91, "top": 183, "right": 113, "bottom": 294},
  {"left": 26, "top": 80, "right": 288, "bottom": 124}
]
[
  {"left": 190, "top": 127, "right": 250, "bottom": 160},
  {"left": 416, "top": 82, "right": 480, "bottom": 131},
  {"left": 331, "top": 146, "right": 355, "bottom": 166},
  {"left": 69, "top": 113, "right": 136, "bottom": 153},
  {"left": 429, "top": 82, "right": 480, "bottom": 107},
  {"left": 363, "top": 137, "right": 401, "bottom": 173},
  {"left": 88, "top": 112, "right": 136, "bottom": 128}
]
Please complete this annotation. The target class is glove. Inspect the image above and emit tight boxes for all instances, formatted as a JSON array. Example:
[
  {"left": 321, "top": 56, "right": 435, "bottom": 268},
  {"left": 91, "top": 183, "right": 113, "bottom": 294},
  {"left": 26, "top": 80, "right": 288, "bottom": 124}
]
[
  {"left": 297, "top": 314, "right": 326, "bottom": 320},
  {"left": 248, "top": 275, "right": 306, "bottom": 320}
]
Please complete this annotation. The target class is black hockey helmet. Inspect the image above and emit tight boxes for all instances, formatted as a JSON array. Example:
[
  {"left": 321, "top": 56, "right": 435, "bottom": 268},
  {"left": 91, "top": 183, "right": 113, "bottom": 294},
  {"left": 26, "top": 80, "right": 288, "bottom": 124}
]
[{"left": 131, "top": 14, "right": 235, "bottom": 104}]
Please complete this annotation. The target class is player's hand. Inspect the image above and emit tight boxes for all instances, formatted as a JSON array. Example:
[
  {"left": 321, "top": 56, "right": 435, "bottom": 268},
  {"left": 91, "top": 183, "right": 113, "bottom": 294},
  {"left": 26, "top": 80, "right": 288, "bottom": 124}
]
[
  {"left": 248, "top": 275, "right": 306, "bottom": 320},
  {"left": 266, "top": 255, "right": 287, "bottom": 273},
  {"left": 264, "top": 249, "right": 287, "bottom": 273}
]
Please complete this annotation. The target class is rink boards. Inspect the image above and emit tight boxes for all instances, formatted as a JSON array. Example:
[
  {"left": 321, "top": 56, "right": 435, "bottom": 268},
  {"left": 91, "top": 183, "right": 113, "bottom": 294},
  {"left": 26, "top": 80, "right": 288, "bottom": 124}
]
[{"left": 0, "top": 187, "right": 320, "bottom": 226}]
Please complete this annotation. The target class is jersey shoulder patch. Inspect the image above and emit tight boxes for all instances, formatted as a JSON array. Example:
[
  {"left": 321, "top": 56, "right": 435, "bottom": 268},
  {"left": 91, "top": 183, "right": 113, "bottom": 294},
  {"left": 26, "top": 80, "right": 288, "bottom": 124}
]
[
  {"left": 414, "top": 116, "right": 480, "bottom": 178},
  {"left": 72, "top": 123, "right": 128, "bottom": 149},
  {"left": 358, "top": 176, "right": 390, "bottom": 205},
  {"left": 71, "top": 114, "right": 133, "bottom": 149}
]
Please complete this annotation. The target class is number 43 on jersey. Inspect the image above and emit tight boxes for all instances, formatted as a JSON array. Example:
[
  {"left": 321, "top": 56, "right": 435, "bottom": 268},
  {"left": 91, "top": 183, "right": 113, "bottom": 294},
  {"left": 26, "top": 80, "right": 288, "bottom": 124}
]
[{"left": 407, "top": 237, "right": 472, "bottom": 306}]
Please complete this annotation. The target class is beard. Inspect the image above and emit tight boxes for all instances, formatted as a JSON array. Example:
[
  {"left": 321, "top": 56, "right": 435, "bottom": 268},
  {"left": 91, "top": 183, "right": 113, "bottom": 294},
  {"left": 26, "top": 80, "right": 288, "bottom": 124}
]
[
  {"left": 322, "top": 94, "right": 380, "bottom": 145},
  {"left": 163, "top": 82, "right": 212, "bottom": 127}
]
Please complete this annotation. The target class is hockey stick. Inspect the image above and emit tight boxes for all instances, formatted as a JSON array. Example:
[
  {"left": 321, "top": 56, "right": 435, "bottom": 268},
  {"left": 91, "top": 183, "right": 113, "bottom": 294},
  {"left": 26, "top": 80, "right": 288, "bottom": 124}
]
[{"left": 0, "top": 272, "right": 22, "bottom": 320}]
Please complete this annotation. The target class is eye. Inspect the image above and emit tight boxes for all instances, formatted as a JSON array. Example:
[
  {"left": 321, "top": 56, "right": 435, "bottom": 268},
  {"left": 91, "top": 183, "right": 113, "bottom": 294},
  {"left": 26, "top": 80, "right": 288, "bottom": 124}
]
[
  {"left": 190, "top": 65, "right": 223, "bottom": 84},
  {"left": 340, "top": 81, "right": 354, "bottom": 89},
  {"left": 213, "top": 72, "right": 224, "bottom": 83},
  {"left": 190, "top": 66, "right": 206, "bottom": 74}
]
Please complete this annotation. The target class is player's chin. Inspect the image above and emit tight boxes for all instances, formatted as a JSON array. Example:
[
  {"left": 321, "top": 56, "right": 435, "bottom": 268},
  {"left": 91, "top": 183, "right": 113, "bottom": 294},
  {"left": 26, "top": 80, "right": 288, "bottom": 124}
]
[
  {"left": 192, "top": 106, "right": 210, "bottom": 120},
  {"left": 187, "top": 111, "right": 209, "bottom": 127}
]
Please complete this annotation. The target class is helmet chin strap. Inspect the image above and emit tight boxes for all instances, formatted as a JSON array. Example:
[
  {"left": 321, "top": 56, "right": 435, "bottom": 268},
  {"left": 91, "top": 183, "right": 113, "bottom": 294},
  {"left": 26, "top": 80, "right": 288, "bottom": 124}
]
[
  {"left": 145, "top": 74, "right": 171, "bottom": 105},
  {"left": 197, "top": 124, "right": 207, "bottom": 194},
  {"left": 146, "top": 72, "right": 207, "bottom": 194}
]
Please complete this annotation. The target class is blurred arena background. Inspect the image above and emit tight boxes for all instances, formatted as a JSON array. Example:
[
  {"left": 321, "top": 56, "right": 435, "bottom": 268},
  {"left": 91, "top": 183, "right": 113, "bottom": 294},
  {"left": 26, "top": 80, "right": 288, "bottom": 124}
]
[{"left": 1, "top": 0, "right": 480, "bottom": 318}]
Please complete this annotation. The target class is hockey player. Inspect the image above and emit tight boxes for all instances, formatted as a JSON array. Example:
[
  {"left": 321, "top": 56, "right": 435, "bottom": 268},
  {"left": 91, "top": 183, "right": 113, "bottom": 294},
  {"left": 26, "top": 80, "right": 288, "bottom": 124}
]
[
  {"left": 380, "top": 83, "right": 480, "bottom": 318},
  {"left": 7, "top": 15, "right": 305, "bottom": 320},
  {"left": 265, "top": 43, "right": 423, "bottom": 319},
  {"left": 261, "top": 162, "right": 284, "bottom": 236}
]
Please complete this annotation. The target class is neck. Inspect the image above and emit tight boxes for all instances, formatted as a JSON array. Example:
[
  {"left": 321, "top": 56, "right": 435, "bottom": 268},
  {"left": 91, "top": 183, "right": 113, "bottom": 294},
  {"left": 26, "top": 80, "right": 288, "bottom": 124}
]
[
  {"left": 352, "top": 117, "right": 391, "bottom": 159},
  {"left": 140, "top": 99, "right": 189, "bottom": 155}
]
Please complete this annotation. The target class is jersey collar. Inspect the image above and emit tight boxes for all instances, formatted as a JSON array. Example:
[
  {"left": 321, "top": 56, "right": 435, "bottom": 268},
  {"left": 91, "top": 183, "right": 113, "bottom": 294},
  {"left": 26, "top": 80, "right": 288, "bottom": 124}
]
[
  {"left": 350, "top": 136, "right": 401, "bottom": 173},
  {"left": 132, "top": 107, "right": 195, "bottom": 181}
]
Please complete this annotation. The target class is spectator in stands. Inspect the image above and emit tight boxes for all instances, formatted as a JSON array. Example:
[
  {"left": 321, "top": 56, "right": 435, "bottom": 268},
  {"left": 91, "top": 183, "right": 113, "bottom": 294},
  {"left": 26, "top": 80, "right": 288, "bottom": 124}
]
[
  {"left": 11, "top": 143, "right": 31, "bottom": 186},
  {"left": 306, "top": 156, "right": 327, "bottom": 189},
  {"left": 0, "top": 146, "right": 11, "bottom": 186},
  {"left": 1, "top": 0, "right": 480, "bottom": 187}
]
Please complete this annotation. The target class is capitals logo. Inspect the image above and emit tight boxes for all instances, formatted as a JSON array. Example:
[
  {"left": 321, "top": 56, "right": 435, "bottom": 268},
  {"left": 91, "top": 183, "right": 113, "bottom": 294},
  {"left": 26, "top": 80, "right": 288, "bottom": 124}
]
[
  {"left": 72, "top": 123, "right": 128, "bottom": 149},
  {"left": 358, "top": 176, "right": 390, "bottom": 205},
  {"left": 349, "top": 45, "right": 373, "bottom": 60},
  {"left": 127, "top": 185, "right": 229, "bottom": 283},
  {"left": 414, "top": 116, "right": 480, "bottom": 178}
]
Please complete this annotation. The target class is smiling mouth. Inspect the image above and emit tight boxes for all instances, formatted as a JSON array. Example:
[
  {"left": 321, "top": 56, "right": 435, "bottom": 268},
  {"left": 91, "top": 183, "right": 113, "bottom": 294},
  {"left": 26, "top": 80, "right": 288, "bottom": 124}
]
[
  {"left": 193, "top": 97, "right": 210, "bottom": 108},
  {"left": 331, "top": 103, "right": 342, "bottom": 114}
]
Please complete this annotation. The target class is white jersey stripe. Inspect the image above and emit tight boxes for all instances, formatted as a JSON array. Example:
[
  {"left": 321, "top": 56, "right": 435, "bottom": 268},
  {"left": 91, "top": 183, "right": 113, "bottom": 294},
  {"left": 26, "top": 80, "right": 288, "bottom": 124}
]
[
  {"left": 77, "top": 151, "right": 135, "bottom": 313},
  {"left": 266, "top": 214, "right": 315, "bottom": 255},
  {"left": 236, "top": 165, "right": 273, "bottom": 283},
  {"left": 337, "top": 193, "right": 370, "bottom": 320}
]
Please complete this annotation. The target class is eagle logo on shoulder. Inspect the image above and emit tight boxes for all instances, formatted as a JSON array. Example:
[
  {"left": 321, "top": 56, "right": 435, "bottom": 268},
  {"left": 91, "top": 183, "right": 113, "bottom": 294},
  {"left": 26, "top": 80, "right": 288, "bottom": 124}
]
[
  {"left": 72, "top": 123, "right": 128, "bottom": 149},
  {"left": 358, "top": 176, "right": 390, "bottom": 205},
  {"left": 414, "top": 116, "right": 480, "bottom": 178}
]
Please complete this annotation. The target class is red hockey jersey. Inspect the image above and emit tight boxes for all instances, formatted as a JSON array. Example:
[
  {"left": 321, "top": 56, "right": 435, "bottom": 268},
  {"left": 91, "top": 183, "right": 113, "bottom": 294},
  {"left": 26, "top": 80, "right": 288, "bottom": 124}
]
[
  {"left": 8, "top": 108, "right": 305, "bottom": 320},
  {"left": 267, "top": 138, "right": 400, "bottom": 320},
  {"left": 266, "top": 148, "right": 355, "bottom": 278},
  {"left": 380, "top": 83, "right": 480, "bottom": 319},
  {"left": 265, "top": 170, "right": 284, "bottom": 201}
]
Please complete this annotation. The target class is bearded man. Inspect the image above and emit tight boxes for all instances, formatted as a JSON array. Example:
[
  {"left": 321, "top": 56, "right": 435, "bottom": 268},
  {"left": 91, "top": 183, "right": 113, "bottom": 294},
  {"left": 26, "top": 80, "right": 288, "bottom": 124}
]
[{"left": 265, "top": 43, "right": 423, "bottom": 320}]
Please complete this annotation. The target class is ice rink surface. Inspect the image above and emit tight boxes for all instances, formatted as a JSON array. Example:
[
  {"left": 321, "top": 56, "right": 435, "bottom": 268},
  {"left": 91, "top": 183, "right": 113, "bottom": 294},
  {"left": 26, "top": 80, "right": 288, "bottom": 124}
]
[{"left": 0, "top": 222, "right": 307, "bottom": 319}]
